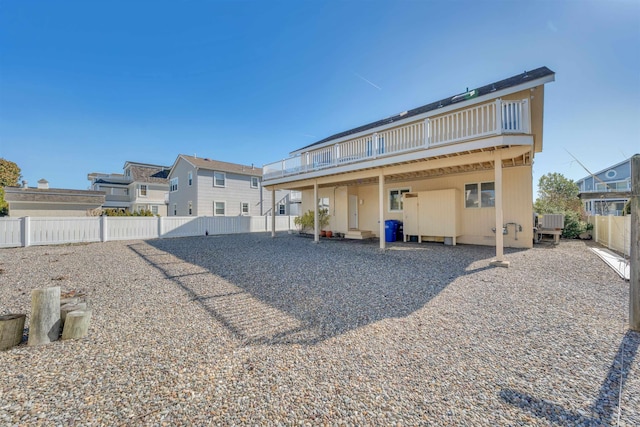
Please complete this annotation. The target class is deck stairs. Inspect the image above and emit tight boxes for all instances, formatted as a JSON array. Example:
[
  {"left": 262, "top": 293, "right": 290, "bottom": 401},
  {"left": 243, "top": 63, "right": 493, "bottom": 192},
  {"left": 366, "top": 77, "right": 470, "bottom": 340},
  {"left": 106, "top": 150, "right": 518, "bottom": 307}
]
[{"left": 344, "top": 230, "right": 375, "bottom": 240}]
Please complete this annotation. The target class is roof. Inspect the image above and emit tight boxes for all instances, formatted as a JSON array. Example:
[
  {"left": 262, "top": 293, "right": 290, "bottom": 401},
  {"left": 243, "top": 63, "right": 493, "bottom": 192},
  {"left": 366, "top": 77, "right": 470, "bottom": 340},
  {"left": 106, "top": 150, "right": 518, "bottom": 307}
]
[
  {"left": 297, "top": 66, "right": 555, "bottom": 152},
  {"left": 3, "top": 187, "right": 106, "bottom": 204},
  {"left": 126, "top": 164, "right": 170, "bottom": 183},
  {"left": 174, "top": 155, "right": 262, "bottom": 177}
]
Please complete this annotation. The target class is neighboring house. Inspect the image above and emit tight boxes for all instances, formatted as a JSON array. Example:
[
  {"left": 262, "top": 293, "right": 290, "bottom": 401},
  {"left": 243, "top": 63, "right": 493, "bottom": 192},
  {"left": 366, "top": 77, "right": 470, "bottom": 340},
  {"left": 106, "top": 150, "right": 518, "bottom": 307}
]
[
  {"left": 167, "top": 154, "right": 295, "bottom": 217},
  {"left": 262, "top": 67, "right": 555, "bottom": 262},
  {"left": 3, "top": 179, "right": 105, "bottom": 217},
  {"left": 576, "top": 155, "right": 638, "bottom": 216},
  {"left": 88, "top": 161, "right": 170, "bottom": 215}
]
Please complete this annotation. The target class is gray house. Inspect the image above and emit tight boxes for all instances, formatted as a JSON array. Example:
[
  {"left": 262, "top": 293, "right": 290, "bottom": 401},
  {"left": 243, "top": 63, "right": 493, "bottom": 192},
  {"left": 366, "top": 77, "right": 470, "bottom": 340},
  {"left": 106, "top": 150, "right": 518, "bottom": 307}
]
[
  {"left": 167, "top": 155, "right": 296, "bottom": 217},
  {"left": 88, "top": 161, "right": 170, "bottom": 216},
  {"left": 3, "top": 179, "right": 105, "bottom": 217},
  {"left": 576, "top": 154, "right": 638, "bottom": 216}
]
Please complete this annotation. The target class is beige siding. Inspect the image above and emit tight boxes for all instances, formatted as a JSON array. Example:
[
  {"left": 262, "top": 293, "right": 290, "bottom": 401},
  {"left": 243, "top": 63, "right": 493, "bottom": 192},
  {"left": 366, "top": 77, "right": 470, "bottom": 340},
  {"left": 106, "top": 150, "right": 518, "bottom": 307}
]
[
  {"left": 8, "top": 203, "right": 101, "bottom": 217},
  {"left": 298, "top": 165, "right": 533, "bottom": 248}
]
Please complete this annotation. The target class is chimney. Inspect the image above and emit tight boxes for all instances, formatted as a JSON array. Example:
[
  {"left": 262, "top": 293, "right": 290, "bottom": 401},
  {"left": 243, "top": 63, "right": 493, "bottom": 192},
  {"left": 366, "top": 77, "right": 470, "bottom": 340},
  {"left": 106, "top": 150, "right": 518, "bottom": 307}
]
[
  {"left": 37, "top": 179, "right": 49, "bottom": 189},
  {"left": 22, "top": 180, "right": 28, "bottom": 189}
]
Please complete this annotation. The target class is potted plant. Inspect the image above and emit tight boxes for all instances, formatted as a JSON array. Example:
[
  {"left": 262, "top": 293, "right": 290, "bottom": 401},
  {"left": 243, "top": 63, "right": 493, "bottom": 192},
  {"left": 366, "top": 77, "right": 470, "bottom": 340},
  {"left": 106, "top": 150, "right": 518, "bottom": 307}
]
[{"left": 293, "top": 208, "right": 330, "bottom": 236}]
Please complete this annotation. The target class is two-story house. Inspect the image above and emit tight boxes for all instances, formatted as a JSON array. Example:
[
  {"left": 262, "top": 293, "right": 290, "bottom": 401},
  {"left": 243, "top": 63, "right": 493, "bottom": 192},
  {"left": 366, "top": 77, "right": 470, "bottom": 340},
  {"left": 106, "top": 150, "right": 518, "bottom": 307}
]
[
  {"left": 88, "top": 161, "right": 170, "bottom": 215},
  {"left": 262, "top": 67, "right": 555, "bottom": 266},
  {"left": 167, "top": 154, "right": 293, "bottom": 217},
  {"left": 576, "top": 155, "right": 638, "bottom": 216}
]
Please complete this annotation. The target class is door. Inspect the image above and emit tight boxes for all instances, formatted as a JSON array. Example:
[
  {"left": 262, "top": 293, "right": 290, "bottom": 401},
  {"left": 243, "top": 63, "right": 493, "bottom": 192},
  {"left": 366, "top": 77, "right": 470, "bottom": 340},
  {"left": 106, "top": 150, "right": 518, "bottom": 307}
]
[{"left": 348, "top": 194, "right": 358, "bottom": 229}]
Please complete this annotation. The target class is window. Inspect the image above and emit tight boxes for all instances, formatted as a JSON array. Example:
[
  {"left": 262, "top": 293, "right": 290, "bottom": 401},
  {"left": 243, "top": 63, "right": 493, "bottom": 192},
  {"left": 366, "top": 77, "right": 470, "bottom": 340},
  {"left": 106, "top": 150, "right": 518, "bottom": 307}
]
[
  {"left": 214, "top": 172, "right": 226, "bottom": 187},
  {"left": 173, "top": 203, "right": 177, "bottom": 216},
  {"left": 188, "top": 201, "right": 193, "bottom": 215},
  {"left": 241, "top": 202, "right": 249, "bottom": 215},
  {"left": 389, "top": 188, "right": 410, "bottom": 212},
  {"left": 151, "top": 205, "right": 158, "bottom": 215},
  {"left": 318, "top": 197, "right": 329, "bottom": 210},
  {"left": 279, "top": 204, "right": 286, "bottom": 215},
  {"left": 170, "top": 178, "right": 178, "bottom": 192},
  {"left": 214, "top": 201, "right": 226, "bottom": 216},
  {"left": 251, "top": 176, "right": 259, "bottom": 188},
  {"left": 596, "top": 180, "right": 630, "bottom": 192},
  {"left": 188, "top": 171, "right": 193, "bottom": 186},
  {"left": 465, "top": 182, "right": 495, "bottom": 208},
  {"left": 139, "top": 184, "right": 147, "bottom": 197}
]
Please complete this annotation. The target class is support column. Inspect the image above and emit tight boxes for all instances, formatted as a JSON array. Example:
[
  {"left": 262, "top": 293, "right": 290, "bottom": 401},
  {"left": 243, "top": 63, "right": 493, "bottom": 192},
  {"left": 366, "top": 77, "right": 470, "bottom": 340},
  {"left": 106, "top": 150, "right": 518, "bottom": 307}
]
[
  {"left": 379, "top": 172, "right": 385, "bottom": 250},
  {"left": 630, "top": 154, "right": 639, "bottom": 331},
  {"left": 314, "top": 181, "right": 319, "bottom": 243},
  {"left": 490, "top": 151, "right": 509, "bottom": 267},
  {"left": 271, "top": 189, "right": 276, "bottom": 237}
]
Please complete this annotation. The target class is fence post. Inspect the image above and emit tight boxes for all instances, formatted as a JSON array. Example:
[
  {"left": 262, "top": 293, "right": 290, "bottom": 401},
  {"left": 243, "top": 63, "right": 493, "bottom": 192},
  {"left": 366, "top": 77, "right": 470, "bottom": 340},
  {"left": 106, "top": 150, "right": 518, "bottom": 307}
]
[
  {"left": 101, "top": 215, "right": 108, "bottom": 242},
  {"left": 158, "top": 216, "right": 163, "bottom": 238},
  {"left": 22, "top": 217, "right": 31, "bottom": 247},
  {"left": 607, "top": 214, "right": 612, "bottom": 249}
]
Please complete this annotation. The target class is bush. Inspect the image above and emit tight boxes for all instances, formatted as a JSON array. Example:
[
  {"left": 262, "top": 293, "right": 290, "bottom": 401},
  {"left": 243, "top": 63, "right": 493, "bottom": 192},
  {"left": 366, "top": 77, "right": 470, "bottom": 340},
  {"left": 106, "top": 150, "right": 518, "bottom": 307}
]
[
  {"left": 293, "top": 208, "right": 329, "bottom": 233},
  {"left": 562, "top": 210, "right": 587, "bottom": 239},
  {"left": 102, "top": 208, "right": 156, "bottom": 217}
]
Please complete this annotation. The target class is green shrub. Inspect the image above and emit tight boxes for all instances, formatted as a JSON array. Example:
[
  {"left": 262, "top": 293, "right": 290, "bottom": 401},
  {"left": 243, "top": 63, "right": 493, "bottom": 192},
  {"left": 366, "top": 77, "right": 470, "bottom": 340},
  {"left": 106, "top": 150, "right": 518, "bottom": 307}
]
[
  {"left": 562, "top": 210, "right": 587, "bottom": 239},
  {"left": 293, "top": 208, "right": 330, "bottom": 233}
]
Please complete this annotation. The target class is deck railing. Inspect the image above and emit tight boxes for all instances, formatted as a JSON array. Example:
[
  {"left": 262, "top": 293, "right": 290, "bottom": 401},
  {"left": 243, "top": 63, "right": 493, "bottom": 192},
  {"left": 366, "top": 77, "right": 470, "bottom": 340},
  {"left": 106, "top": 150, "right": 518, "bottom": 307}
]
[{"left": 264, "top": 98, "right": 530, "bottom": 180}]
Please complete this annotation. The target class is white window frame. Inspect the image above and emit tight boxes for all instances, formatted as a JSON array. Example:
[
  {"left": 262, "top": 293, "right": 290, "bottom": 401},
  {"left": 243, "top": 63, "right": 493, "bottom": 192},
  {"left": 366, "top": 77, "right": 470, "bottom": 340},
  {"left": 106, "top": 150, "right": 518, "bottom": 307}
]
[
  {"left": 188, "top": 171, "right": 193, "bottom": 186},
  {"left": 151, "top": 205, "right": 158, "bottom": 215},
  {"left": 214, "top": 201, "right": 226, "bottom": 216},
  {"left": 388, "top": 188, "right": 410, "bottom": 212},
  {"left": 139, "top": 184, "right": 148, "bottom": 197},
  {"left": 188, "top": 201, "right": 193, "bottom": 215},
  {"left": 241, "top": 201, "right": 250, "bottom": 215},
  {"left": 170, "top": 178, "right": 179, "bottom": 192},
  {"left": 173, "top": 203, "right": 177, "bottom": 216},
  {"left": 279, "top": 203, "right": 286, "bottom": 215},
  {"left": 213, "top": 172, "right": 226, "bottom": 187},
  {"left": 251, "top": 176, "right": 259, "bottom": 188},
  {"left": 465, "top": 181, "right": 495, "bottom": 208}
]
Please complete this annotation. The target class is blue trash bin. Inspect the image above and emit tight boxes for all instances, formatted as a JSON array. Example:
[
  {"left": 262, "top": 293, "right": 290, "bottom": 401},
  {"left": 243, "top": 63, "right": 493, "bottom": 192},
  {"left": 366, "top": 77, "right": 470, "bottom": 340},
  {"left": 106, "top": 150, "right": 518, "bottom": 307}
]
[{"left": 385, "top": 220, "right": 398, "bottom": 242}]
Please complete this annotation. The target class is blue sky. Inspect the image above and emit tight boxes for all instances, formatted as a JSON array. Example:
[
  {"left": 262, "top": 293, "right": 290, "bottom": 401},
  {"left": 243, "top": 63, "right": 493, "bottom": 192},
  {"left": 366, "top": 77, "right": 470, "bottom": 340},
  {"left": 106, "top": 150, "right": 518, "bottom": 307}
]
[{"left": 1, "top": 0, "right": 639, "bottom": 197}]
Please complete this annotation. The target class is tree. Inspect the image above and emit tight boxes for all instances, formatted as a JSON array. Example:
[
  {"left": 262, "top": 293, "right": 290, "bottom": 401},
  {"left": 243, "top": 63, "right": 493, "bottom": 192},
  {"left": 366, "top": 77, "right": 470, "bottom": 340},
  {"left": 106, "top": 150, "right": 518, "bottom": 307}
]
[
  {"left": 0, "top": 158, "right": 22, "bottom": 216},
  {"left": 534, "top": 172, "right": 585, "bottom": 238}
]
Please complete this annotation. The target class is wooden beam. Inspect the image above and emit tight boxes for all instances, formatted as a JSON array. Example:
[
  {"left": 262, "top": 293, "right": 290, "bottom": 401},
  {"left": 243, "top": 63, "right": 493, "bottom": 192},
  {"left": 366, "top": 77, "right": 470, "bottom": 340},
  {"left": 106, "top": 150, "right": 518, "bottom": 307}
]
[{"left": 630, "top": 154, "right": 639, "bottom": 331}]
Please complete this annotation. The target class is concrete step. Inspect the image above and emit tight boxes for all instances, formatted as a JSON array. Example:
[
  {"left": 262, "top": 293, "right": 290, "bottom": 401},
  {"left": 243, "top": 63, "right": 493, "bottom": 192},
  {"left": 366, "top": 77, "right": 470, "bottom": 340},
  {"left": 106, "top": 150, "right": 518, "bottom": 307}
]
[{"left": 344, "top": 230, "right": 375, "bottom": 240}]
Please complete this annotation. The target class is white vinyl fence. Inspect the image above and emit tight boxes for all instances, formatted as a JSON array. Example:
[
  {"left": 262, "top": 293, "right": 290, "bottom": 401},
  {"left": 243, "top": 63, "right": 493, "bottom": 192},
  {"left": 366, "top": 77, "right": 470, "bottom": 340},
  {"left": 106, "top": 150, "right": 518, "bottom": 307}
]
[{"left": 0, "top": 215, "right": 297, "bottom": 248}]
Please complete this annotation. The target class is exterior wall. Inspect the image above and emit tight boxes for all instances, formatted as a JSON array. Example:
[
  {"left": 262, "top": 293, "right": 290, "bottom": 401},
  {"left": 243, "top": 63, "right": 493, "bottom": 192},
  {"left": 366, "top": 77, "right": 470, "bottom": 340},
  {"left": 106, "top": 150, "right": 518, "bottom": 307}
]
[
  {"left": 8, "top": 203, "right": 101, "bottom": 217},
  {"left": 168, "top": 158, "right": 198, "bottom": 216},
  {"left": 195, "top": 169, "right": 263, "bottom": 216},
  {"left": 577, "top": 160, "right": 631, "bottom": 193},
  {"left": 131, "top": 182, "right": 168, "bottom": 215},
  {"left": 298, "top": 165, "right": 533, "bottom": 248}
]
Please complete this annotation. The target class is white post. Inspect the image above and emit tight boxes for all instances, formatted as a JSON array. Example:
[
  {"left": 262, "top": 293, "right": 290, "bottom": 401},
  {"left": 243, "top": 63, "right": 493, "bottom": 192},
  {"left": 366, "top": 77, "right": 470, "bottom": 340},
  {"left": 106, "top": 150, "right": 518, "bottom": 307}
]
[
  {"left": 158, "top": 216, "right": 163, "bottom": 238},
  {"left": 379, "top": 171, "right": 385, "bottom": 250},
  {"left": 271, "top": 189, "right": 276, "bottom": 237},
  {"left": 425, "top": 118, "right": 430, "bottom": 146},
  {"left": 491, "top": 151, "right": 508, "bottom": 267},
  {"left": 495, "top": 99, "right": 502, "bottom": 135},
  {"left": 22, "top": 216, "right": 31, "bottom": 247},
  {"left": 314, "top": 181, "right": 319, "bottom": 243},
  {"left": 100, "top": 215, "right": 108, "bottom": 242},
  {"left": 607, "top": 214, "right": 612, "bottom": 249}
]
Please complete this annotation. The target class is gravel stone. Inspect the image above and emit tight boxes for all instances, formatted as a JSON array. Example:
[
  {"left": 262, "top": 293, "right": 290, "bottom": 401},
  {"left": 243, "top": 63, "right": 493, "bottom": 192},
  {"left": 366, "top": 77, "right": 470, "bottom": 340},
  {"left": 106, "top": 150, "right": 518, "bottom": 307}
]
[{"left": 0, "top": 233, "right": 638, "bottom": 425}]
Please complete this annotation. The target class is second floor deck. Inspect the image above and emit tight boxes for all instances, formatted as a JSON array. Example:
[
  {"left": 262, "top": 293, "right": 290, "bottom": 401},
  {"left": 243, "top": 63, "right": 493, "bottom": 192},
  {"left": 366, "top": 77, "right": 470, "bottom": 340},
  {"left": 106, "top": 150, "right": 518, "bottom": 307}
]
[{"left": 264, "top": 98, "right": 531, "bottom": 183}]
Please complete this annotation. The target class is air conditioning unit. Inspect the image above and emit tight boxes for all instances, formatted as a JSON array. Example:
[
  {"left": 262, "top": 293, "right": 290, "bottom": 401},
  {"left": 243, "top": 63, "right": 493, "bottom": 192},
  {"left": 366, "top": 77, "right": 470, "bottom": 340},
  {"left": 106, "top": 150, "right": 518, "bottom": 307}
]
[{"left": 540, "top": 214, "right": 564, "bottom": 230}]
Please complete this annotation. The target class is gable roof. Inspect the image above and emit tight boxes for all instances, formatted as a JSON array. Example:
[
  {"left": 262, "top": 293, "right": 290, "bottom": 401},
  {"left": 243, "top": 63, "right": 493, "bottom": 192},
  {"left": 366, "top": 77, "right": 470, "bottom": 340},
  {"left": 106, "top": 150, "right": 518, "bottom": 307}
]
[
  {"left": 124, "top": 162, "right": 171, "bottom": 184},
  {"left": 576, "top": 154, "right": 639, "bottom": 183},
  {"left": 173, "top": 155, "right": 262, "bottom": 177},
  {"left": 296, "top": 66, "right": 555, "bottom": 153}
]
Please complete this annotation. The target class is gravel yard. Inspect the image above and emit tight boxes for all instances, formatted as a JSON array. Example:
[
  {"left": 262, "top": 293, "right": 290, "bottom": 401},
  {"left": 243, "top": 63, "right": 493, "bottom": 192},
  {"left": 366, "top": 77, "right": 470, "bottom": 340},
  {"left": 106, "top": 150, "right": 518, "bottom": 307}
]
[{"left": 1, "top": 233, "right": 638, "bottom": 426}]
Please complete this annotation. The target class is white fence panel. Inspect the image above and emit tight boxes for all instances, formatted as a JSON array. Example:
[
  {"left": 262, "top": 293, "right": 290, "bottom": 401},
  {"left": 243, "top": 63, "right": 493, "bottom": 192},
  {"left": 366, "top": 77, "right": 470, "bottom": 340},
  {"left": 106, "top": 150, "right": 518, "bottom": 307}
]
[
  {"left": 30, "top": 217, "right": 101, "bottom": 246},
  {"left": 162, "top": 217, "right": 201, "bottom": 238},
  {"left": 0, "top": 218, "right": 23, "bottom": 248},
  {"left": 0, "top": 215, "right": 298, "bottom": 248},
  {"left": 107, "top": 217, "right": 159, "bottom": 241}
]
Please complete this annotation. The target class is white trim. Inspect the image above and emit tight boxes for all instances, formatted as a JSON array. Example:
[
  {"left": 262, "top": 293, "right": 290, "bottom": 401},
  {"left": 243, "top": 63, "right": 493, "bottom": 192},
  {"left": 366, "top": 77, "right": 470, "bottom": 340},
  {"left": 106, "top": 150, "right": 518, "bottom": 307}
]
[
  {"left": 290, "top": 74, "right": 554, "bottom": 156},
  {"left": 464, "top": 181, "right": 496, "bottom": 209},
  {"left": 170, "top": 178, "right": 179, "bottom": 192},
  {"left": 388, "top": 187, "right": 411, "bottom": 213},
  {"left": 213, "top": 171, "right": 226, "bottom": 188},
  {"left": 188, "top": 171, "right": 193, "bottom": 186},
  {"left": 251, "top": 176, "right": 259, "bottom": 188},
  {"left": 240, "top": 201, "right": 250, "bottom": 215},
  {"left": 266, "top": 135, "right": 533, "bottom": 186},
  {"left": 214, "top": 200, "right": 226, "bottom": 216}
]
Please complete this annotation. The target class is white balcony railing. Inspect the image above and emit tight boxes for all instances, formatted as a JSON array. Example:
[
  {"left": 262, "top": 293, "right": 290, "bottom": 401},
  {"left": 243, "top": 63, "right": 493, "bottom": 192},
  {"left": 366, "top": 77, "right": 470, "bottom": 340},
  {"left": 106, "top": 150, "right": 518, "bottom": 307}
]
[{"left": 264, "top": 98, "right": 530, "bottom": 181}]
